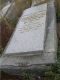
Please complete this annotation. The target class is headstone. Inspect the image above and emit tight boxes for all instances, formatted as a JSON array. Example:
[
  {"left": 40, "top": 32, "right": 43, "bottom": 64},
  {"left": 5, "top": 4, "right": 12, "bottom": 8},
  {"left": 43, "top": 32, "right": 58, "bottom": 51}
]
[
  {"left": 0, "top": 0, "right": 57, "bottom": 73},
  {"left": 3, "top": 3, "right": 47, "bottom": 55}
]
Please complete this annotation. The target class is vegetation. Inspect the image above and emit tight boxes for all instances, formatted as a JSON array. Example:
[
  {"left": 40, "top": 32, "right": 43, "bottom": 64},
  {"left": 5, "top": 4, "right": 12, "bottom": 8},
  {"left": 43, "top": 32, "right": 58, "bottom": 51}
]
[{"left": 56, "top": 0, "right": 60, "bottom": 21}]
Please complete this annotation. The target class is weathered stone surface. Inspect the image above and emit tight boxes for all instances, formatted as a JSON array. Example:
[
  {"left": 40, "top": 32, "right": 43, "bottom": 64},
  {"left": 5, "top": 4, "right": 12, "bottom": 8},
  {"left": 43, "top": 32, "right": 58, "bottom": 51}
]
[
  {"left": 3, "top": 3, "right": 47, "bottom": 55},
  {"left": 0, "top": 1, "right": 57, "bottom": 70}
]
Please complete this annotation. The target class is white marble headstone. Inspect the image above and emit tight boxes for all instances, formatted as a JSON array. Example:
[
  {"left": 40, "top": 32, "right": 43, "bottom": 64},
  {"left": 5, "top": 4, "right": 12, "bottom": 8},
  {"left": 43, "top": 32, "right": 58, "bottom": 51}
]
[
  {"left": 4, "top": 3, "right": 47, "bottom": 55},
  {"left": 0, "top": 1, "right": 57, "bottom": 71}
]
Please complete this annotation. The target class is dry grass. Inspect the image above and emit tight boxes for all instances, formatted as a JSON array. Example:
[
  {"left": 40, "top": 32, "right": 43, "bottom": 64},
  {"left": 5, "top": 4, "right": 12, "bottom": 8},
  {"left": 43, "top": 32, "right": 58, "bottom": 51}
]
[{"left": 56, "top": 0, "right": 60, "bottom": 8}]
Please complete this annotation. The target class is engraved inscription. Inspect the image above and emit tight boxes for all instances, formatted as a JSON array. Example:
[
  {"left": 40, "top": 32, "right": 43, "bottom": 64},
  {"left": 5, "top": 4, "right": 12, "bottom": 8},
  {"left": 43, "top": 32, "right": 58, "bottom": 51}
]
[{"left": 19, "top": 11, "right": 46, "bottom": 33}]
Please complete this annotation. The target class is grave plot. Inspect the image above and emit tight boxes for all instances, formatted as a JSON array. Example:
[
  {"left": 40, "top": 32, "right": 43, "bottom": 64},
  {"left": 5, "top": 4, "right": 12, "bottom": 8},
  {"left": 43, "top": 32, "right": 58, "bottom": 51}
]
[{"left": 0, "top": 0, "right": 57, "bottom": 73}]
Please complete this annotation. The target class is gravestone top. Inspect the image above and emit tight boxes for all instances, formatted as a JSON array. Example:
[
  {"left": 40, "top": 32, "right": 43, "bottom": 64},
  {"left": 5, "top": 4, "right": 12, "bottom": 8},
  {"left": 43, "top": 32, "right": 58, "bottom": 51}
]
[
  {"left": 0, "top": 3, "right": 11, "bottom": 17},
  {"left": 32, "top": 0, "right": 47, "bottom": 6},
  {"left": 0, "top": 1, "right": 57, "bottom": 72},
  {"left": 4, "top": 3, "right": 47, "bottom": 55}
]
